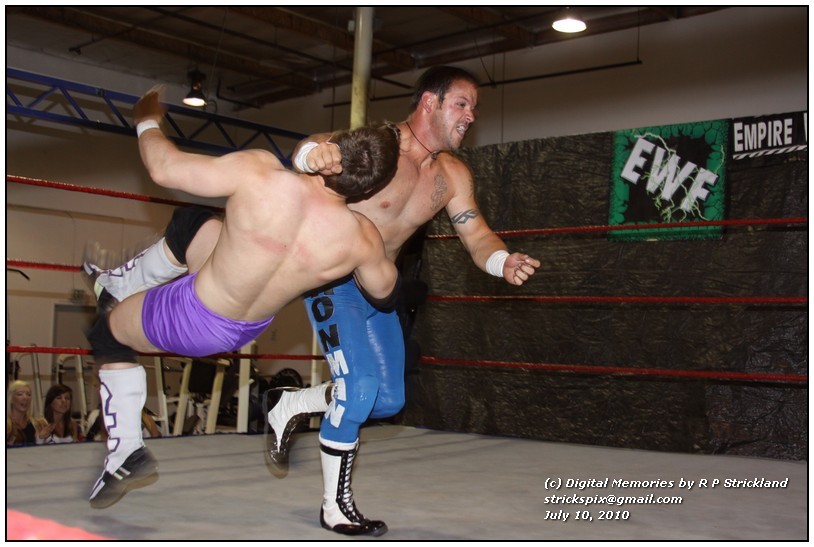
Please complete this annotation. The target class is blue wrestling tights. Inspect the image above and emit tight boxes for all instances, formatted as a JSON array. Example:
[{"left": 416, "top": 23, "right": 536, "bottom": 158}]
[{"left": 304, "top": 277, "right": 405, "bottom": 445}]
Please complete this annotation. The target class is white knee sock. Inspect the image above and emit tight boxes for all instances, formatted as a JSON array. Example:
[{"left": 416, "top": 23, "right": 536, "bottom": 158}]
[
  {"left": 99, "top": 367, "right": 147, "bottom": 473},
  {"left": 90, "top": 238, "right": 187, "bottom": 301}
]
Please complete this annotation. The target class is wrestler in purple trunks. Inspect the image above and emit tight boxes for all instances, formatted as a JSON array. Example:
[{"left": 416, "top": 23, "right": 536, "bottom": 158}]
[{"left": 142, "top": 273, "right": 273, "bottom": 357}]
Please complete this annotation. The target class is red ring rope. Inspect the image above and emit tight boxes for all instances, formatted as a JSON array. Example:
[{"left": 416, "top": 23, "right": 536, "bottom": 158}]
[
  {"left": 5, "top": 345, "right": 324, "bottom": 362},
  {"left": 427, "top": 295, "right": 806, "bottom": 305},
  {"left": 10, "top": 260, "right": 805, "bottom": 306},
  {"left": 7, "top": 174, "right": 203, "bottom": 209},
  {"left": 7, "top": 346, "right": 804, "bottom": 384},
  {"left": 427, "top": 217, "right": 807, "bottom": 239},
  {"left": 6, "top": 260, "right": 81, "bottom": 273},
  {"left": 419, "top": 356, "right": 807, "bottom": 384}
]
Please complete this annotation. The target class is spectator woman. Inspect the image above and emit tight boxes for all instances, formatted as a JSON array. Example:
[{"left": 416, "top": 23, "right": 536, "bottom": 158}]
[
  {"left": 34, "top": 384, "right": 81, "bottom": 444},
  {"left": 6, "top": 380, "right": 36, "bottom": 446}
]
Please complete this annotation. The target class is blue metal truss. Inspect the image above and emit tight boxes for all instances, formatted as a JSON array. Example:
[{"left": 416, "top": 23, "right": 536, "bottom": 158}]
[{"left": 6, "top": 67, "right": 306, "bottom": 164}]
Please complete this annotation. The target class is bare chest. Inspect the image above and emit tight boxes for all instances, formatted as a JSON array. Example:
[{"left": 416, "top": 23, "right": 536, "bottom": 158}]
[{"left": 352, "top": 162, "right": 449, "bottom": 249}]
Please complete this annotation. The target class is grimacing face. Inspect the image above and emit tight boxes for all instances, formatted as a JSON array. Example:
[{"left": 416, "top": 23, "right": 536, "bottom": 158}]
[{"left": 432, "top": 79, "right": 478, "bottom": 151}]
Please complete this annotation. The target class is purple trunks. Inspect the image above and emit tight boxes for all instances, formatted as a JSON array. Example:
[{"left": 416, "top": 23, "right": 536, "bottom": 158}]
[{"left": 142, "top": 273, "right": 273, "bottom": 357}]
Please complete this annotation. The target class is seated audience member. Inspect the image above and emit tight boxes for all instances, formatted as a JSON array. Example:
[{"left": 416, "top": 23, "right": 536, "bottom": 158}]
[
  {"left": 85, "top": 404, "right": 161, "bottom": 442},
  {"left": 34, "top": 384, "right": 82, "bottom": 444},
  {"left": 6, "top": 380, "right": 36, "bottom": 446}
]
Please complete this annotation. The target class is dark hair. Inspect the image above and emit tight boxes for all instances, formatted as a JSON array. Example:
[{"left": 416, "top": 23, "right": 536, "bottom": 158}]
[
  {"left": 43, "top": 383, "right": 73, "bottom": 435},
  {"left": 409, "top": 66, "right": 479, "bottom": 113},
  {"left": 323, "top": 123, "right": 401, "bottom": 199}
]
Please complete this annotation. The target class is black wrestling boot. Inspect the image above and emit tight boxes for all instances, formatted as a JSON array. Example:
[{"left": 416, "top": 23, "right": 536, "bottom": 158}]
[
  {"left": 319, "top": 441, "right": 388, "bottom": 537},
  {"left": 89, "top": 446, "right": 158, "bottom": 509}
]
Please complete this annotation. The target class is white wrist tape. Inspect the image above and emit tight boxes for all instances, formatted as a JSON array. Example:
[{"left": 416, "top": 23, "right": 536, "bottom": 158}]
[
  {"left": 136, "top": 120, "right": 161, "bottom": 138},
  {"left": 486, "top": 250, "right": 510, "bottom": 277},
  {"left": 293, "top": 141, "right": 320, "bottom": 173}
]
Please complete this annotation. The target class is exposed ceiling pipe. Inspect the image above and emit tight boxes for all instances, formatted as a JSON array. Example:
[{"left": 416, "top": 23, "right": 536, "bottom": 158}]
[{"left": 324, "top": 59, "right": 643, "bottom": 108}]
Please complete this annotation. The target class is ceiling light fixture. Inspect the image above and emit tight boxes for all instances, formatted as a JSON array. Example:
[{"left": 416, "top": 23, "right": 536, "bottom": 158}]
[
  {"left": 552, "top": 8, "right": 587, "bottom": 33},
  {"left": 183, "top": 69, "right": 207, "bottom": 108}
]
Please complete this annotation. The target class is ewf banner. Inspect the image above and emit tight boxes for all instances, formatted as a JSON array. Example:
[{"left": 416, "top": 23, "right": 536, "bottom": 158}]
[{"left": 609, "top": 121, "right": 727, "bottom": 241}]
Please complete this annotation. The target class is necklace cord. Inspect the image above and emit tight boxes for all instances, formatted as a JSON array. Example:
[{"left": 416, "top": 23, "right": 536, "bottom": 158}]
[{"left": 405, "top": 121, "right": 438, "bottom": 160}]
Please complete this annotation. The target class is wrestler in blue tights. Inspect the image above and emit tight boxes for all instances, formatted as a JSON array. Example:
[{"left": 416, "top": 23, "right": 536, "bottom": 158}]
[{"left": 304, "top": 276, "right": 405, "bottom": 446}]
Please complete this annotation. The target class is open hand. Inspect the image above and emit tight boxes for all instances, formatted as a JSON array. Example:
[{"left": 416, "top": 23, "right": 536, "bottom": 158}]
[
  {"left": 35, "top": 420, "right": 56, "bottom": 440},
  {"left": 134, "top": 85, "right": 167, "bottom": 125}
]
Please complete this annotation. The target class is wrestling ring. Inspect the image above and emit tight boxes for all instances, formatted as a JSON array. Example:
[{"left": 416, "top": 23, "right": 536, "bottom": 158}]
[{"left": 5, "top": 173, "right": 808, "bottom": 541}]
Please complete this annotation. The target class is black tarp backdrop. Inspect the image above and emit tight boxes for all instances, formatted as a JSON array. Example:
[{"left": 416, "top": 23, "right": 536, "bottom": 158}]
[{"left": 399, "top": 121, "right": 807, "bottom": 461}]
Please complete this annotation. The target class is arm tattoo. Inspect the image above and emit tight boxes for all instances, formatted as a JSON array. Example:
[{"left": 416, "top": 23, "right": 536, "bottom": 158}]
[
  {"left": 450, "top": 208, "right": 480, "bottom": 224},
  {"left": 430, "top": 173, "right": 447, "bottom": 211}
]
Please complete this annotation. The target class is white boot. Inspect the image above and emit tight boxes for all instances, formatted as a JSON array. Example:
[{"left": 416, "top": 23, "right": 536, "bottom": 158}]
[
  {"left": 319, "top": 438, "right": 387, "bottom": 536},
  {"left": 266, "top": 383, "right": 331, "bottom": 475},
  {"left": 89, "top": 367, "right": 158, "bottom": 509},
  {"left": 84, "top": 237, "right": 187, "bottom": 301}
]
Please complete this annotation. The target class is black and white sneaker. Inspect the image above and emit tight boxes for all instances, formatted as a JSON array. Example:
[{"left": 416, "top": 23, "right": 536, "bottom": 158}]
[{"left": 89, "top": 447, "right": 158, "bottom": 509}]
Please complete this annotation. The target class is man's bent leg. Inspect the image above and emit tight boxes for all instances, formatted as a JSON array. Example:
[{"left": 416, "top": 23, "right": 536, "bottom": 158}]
[
  {"left": 84, "top": 206, "right": 219, "bottom": 302},
  {"left": 265, "top": 285, "right": 344, "bottom": 474},
  {"left": 366, "top": 308, "right": 406, "bottom": 420},
  {"left": 84, "top": 238, "right": 187, "bottom": 302}
]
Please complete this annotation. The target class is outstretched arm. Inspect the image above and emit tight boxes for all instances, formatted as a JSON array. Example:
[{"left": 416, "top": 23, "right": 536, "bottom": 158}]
[
  {"left": 134, "top": 87, "right": 283, "bottom": 198},
  {"left": 443, "top": 157, "right": 540, "bottom": 286}
]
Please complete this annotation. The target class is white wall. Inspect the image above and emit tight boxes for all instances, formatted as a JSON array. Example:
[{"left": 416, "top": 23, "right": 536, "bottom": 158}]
[
  {"left": 4, "top": 6, "right": 807, "bottom": 417},
  {"left": 253, "top": 7, "right": 808, "bottom": 144}
]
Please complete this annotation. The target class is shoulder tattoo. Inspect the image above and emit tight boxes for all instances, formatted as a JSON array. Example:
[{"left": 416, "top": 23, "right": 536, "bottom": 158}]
[
  {"left": 450, "top": 208, "right": 480, "bottom": 224},
  {"left": 430, "top": 173, "right": 447, "bottom": 211}
]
